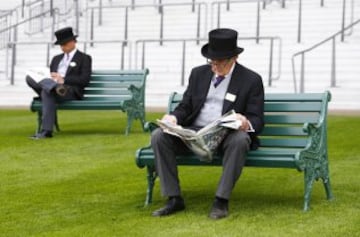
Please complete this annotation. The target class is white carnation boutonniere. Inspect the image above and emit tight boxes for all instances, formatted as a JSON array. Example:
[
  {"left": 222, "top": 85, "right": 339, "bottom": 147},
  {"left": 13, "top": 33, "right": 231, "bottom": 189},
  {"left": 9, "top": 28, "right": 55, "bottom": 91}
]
[{"left": 69, "top": 61, "right": 77, "bottom": 67}]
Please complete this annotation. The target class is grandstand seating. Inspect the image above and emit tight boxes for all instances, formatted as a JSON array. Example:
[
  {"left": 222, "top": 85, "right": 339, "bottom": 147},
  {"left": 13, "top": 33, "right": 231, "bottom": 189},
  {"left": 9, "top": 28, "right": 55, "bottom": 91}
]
[{"left": 0, "top": 0, "right": 359, "bottom": 110}]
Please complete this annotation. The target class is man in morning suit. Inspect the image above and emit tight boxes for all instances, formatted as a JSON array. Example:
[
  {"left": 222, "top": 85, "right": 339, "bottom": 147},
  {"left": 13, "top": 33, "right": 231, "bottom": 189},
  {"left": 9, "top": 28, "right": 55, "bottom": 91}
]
[
  {"left": 26, "top": 26, "right": 92, "bottom": 139},
  {"left": 151, "top": 28, "right": 264, "bottom": 219}
]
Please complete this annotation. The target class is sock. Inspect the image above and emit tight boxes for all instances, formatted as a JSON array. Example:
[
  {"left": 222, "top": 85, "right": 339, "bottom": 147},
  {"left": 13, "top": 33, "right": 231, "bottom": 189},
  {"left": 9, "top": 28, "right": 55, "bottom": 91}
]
[{"left": 215, "top": 196, "right": 228, "bottom": 204}]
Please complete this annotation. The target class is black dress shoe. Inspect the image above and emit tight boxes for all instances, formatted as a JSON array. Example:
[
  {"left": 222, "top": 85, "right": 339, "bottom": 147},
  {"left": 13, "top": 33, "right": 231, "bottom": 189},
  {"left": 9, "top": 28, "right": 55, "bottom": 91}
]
[
  {"left": 209, "top": 199, "right": 229, "bottom": 220},
  {"left": 55, "top": 85, "right": 67, "bottom": 96},
  {"left": 30, "top": 130, "right": 53, "bottom": 140},
  {"left": 152, "top": 196, "right": 185, "bottom": 217}
]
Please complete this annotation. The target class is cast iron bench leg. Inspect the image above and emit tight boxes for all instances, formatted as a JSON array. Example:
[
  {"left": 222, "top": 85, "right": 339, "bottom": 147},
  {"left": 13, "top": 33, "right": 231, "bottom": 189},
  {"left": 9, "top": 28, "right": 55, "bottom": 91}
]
[{"left": 145, "top": 166, "right": 157, "bottom": 206}]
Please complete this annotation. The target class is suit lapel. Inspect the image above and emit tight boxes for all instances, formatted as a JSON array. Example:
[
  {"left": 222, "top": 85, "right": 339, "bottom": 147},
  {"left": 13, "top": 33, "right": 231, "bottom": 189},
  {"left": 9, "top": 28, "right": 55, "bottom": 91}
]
[
  {"left": 222, "top": 63, "right": 242, "bottom": 113},
  {"left": 199, "top": 69, "right": 214, "bottom": 105},
  {"left": 51, "top": 55, "right": 63, "bottom": 72},
  {"left": 189, "top": 68, "right": 214, "bottom": 118},
  {"left": 65, "top": 51, "right": 79, "bottom": 76}
]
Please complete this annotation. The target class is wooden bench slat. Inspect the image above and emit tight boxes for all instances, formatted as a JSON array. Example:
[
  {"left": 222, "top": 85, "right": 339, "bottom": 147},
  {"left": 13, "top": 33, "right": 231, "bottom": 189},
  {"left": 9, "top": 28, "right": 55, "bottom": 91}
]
[
  {"left": 261, "top": 126, "right": 306, "bottom": 136},
  {"left": 170, "top": 93, "right": 326, "bottom": 103},
  {"left": 90, "top": 76, "right": 144, "bottom": 82},
  {"left": 265, "top": 93, "right": 325, "bottom": 101},
  {"left": 264, "top": 114, "right": 319, "bottom": 124},
  {"left": 264, "top": 102, "right": 322, "bottom": 112},
  {"left": 57, "top": 100, "right": 123, "bottom": 105},
  {"left": 57, "top": 105, "right": 123, "bottom": 110},
  {"left": 136, "top": 147, "right": 299, "bottom": 168},
  {"left": 82, "top": 96, "right": 130, "bottom": 101},
  {"left": 83, "top": 90, "right": 132, "bottom": 95},
  {"left": 92, "top": 69, "right": 147, "bottom": 75},
  {"left": 259, "top": 138, "right": 308, "bottom": 148},
  {"left": 87, "top": 82, "right": 143, "bottom": 88}
]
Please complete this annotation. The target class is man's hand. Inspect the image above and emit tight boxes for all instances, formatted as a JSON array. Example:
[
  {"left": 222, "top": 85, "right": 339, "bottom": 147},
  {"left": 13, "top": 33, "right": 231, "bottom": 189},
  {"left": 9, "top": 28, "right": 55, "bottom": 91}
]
[
  {"left": 51, "top": 72, "right": 64, "bottom": 84},
  {"left": 161, "top": 114, "right": 177, "bottom": 125},
  {"left": 235, "top": 113, "right": 250, "bottom": 131}
]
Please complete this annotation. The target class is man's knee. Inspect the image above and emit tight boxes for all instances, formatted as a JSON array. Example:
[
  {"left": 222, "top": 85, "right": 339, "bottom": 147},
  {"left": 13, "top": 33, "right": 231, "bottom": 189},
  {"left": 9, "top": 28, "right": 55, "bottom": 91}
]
[
  {"left": 224, "top": 131, "right": 251, "bottom": 151},
  {"left": 25, "top": 75, "right": 32, "bottom": 82},
  {"left": 151, "top": 128, "right": 166, "bottom": 146},
  {"left": 26, "top": 75, "right": 36, "bottom": 86}
]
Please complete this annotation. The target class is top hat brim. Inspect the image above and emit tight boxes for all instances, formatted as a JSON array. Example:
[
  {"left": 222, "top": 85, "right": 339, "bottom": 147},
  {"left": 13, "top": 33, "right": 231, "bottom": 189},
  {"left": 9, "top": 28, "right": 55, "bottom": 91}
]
[
  {"left": 54, "top": 35, "right": 78, "bottom": 45},
  {"left": 201, "top": 43, "right": 244, "bottom": 59}
]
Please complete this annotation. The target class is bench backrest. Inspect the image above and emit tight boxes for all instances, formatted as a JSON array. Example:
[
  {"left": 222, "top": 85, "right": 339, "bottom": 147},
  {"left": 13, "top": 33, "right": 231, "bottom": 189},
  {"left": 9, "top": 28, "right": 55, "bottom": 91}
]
[
  {"left": 167, "top": 91, "right": 331, "bottom": 149},
  {"left": 83, "top": 69, "right": 149, "bottom": 101}
]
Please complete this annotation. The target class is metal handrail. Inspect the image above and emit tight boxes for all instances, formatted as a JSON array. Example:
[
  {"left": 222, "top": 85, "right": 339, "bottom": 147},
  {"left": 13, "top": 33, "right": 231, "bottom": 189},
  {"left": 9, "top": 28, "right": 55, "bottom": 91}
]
[
  {"left": 213, "top": 0, "right": 355, "bottom": 44},
  {"left": 291, "top": 18, "right": 360, "bottom": 93},
  {"left": 5, "top": 39, "right": 130, "bottom": 85},
  {"left": 1, "top": 8, "right": 58, "bottom": 85},
  {"left": 135, "top": 36, "right": 282, "bottom": 86},
  {"left": 0, "top": 8, "right": 58, "bottom": 36},
  {"left": 85, "top": 2, "right": 208, "bottom": 45},
  {"left": 211, "top": 0, "right": 263, "bottom": 43},
  {"left": 297, "top": 0, "right": 355, "bottom": 43},
  {"left": 0, "top": 9, "right": 19, "bottom": 49},
  {"left": 127, "top": 0, "right": 200, "bottom": 12}
]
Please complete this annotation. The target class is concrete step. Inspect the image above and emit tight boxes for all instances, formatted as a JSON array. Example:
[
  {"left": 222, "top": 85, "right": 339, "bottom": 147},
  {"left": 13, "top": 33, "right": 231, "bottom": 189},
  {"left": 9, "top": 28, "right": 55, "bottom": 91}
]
[{"left": 1, "top": 0, "right": 360, "bottom": 110}]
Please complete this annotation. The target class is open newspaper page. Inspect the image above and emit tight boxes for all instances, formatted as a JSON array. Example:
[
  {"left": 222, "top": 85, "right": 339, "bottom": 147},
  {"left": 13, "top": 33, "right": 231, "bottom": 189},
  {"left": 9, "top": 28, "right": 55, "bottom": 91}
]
[
  {"left": 157, "top": 110, "right": 241, "bottom": 162},
  {"left": 25, "top": 67, "right": 51, "bottom": 83}
]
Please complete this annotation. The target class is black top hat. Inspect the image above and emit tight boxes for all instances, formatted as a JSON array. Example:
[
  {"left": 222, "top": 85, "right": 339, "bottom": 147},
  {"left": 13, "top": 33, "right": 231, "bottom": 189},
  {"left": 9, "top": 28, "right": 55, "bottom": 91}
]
[
  {"left": 54, "top": 27, "right": 78, "bottom": 45},
  {"left": 201, "top": 28, "right": 244, "bottom": 59}
]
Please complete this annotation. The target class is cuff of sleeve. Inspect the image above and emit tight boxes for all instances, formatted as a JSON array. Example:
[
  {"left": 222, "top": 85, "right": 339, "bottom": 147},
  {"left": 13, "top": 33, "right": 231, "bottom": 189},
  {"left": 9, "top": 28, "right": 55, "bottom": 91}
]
[{"left": 246, "top": 120, "right": 255, "bottom": 133}]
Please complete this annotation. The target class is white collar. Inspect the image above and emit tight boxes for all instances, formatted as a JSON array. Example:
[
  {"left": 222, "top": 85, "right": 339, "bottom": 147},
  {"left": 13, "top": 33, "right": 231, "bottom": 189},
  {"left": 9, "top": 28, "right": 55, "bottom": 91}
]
[{"left": 64, "top": 48, "right": 77, "bottom": 60}]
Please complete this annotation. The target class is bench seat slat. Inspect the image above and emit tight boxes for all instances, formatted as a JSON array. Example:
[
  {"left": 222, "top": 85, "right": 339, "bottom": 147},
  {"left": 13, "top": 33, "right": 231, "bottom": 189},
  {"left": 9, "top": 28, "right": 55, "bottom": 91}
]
[
  {"left": 87, "top": 82, "right": 143, "bottom": 88},
  {"left": 92, "top": 69, "right": 147, "bottom": 75},
  {"left": 170, "top": 93, "right": 325, "bottom": 103},
  {"left": 84, "top": 89, "right": 132, "bottom": 95},
  {"left": 264, "top": 102, "right": 322, "bottom": 112},
  {"left": 32, "top": 99, "right": 127, "bottom": 107},
  {"left": 265, "top": 114, "right": 319, "bottom": 124},
  {"left": 32, "top": 101, "right": 124, "bottom": 110},
  {"left": 58, "top": 101, "right": 122, "bottom": 105},
  {"left": 136, "top": 147, "right": 299, "bottom": 168},
  {"left": 82, "top": 96, "right": 130, "bottom": 101},
  {"left": 259, "top": 138, "right": 308, "bottom": 148},
  {"left": 56, "top": 105, "right": 123, "bottom": 110},
  {"left": 265, "top": 93, "right": 324, "bottom": 101},
  {"left": 90, "top": 75, "right": 144, "bottom": 81},
  {"left": 261, "top": 126, "right": 306, "bottom": 136}
]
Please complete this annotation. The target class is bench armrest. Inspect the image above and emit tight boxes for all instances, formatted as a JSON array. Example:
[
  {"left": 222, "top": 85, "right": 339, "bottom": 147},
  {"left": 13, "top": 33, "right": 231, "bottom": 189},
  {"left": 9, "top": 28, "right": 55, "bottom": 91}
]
[
  {"left": 296, "top": 120, "right": 328, "bottom": 171},
  {"left": 144, "top": 121, "right": 159, "bottom": 133}
]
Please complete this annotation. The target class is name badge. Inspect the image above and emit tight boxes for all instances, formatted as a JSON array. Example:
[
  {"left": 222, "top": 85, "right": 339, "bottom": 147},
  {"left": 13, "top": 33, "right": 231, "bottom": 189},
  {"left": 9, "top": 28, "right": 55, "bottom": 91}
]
[{"left": 225, "top": 93, "right": 236, "bottom": 102}]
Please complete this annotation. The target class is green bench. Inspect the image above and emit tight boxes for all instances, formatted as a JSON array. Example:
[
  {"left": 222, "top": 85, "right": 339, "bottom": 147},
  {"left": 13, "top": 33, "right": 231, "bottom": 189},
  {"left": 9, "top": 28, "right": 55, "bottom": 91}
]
[
  {"left": 30, "top": 69, "right": 149, "bottom": 135},
  {"left": 136, "top": 91, "right": 333, "bottom": 211}
]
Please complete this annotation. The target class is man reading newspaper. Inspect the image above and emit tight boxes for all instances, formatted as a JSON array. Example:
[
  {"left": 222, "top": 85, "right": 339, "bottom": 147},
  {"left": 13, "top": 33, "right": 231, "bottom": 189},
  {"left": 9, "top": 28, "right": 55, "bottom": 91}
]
[
  {"left": 157, "top": 110, "right": 242, "bottom": 161},
  {"left": 151, "top": 28, "right": 264, "bottom": 220}
]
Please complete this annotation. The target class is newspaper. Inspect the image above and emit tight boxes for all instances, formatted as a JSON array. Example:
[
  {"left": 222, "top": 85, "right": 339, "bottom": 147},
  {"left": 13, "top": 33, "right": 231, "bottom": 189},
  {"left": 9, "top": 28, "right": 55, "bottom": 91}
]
[
  {"left": 157, "top": 110, "right": 241, "bottom": 162},
  {"left": 26, "top": 67, "right": 51, "bottom": 82}
]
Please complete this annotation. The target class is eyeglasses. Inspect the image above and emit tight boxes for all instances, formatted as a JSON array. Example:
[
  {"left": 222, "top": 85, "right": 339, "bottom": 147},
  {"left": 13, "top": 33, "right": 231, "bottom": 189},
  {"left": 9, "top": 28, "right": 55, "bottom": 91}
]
[{"left": 207, "top": 58, "right": 232, "bottom": 68}]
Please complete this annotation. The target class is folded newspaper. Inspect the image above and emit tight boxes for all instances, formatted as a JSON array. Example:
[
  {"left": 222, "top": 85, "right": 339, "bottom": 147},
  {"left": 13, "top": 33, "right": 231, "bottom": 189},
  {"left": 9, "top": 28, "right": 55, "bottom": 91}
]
[
  {"left": 157, "top": 110, "right": 241, "bottom": 162},
  {"left": 26, "top": 67, "right": 51, "bottom": 82}
]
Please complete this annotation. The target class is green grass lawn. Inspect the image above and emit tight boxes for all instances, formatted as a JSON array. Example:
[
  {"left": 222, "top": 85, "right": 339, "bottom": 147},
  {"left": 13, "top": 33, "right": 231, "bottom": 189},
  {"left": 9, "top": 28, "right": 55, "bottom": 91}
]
[{"left": 0, "top": 109, "right": 359, "bottom": 237}]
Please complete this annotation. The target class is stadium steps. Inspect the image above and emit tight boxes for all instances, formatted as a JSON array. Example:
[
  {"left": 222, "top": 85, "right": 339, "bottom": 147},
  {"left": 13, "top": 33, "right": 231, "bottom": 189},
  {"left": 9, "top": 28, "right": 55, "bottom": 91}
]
[{"left": 0, "top": 0, "right": 359, "bottom": 110}]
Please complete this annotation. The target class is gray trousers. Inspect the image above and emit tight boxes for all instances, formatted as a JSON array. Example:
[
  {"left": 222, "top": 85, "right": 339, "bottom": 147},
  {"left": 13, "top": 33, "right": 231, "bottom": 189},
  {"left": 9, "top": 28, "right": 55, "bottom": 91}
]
[
  {"left": 26, "top": 76, "right": 77, "bottom": 132},
  {"left": 151, "top": 127, "right": 251, "bottom": 200}
]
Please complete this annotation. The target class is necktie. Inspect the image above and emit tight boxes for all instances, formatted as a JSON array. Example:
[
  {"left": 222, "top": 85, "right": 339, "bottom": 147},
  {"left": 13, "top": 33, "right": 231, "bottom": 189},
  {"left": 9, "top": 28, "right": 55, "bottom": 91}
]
[{"left": 214, "top": 75, "right": 225, "bottom": 88}]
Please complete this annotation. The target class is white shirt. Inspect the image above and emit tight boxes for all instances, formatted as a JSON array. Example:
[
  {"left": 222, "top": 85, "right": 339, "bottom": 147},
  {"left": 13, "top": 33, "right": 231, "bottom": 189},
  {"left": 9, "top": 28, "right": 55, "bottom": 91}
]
[
  {"left": 57, "top": 48, "right": 77, "bottom": 77},
  {"left": 192, "top": 62, "right": 255, "bottom": 132},
  {"left": 193, "top": 63, "right": 235, "bottom": 127}
]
